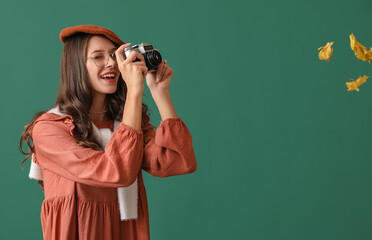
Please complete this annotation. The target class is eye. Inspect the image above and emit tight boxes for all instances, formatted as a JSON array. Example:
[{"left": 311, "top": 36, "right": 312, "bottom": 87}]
[{"left": 93, "top": 55, "right": 104, "bottom": 60}]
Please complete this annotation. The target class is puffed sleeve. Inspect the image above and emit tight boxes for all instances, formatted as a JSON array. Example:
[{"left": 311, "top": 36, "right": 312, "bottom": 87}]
[
  {"left": 29, "top": 113, "right": 143, "bottom": 188},
  {"left": 141, "top": 117, "right": 197, "bottom": 177}
]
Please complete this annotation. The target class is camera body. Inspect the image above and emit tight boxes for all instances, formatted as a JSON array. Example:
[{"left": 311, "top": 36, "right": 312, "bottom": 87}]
[{"left": 124, "top": 43, "right": 162, "bottom": 72}]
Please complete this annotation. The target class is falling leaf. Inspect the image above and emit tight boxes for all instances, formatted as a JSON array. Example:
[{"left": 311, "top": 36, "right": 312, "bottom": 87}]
[
  {"left": 318, "top": 42, "right": 334, "bottom": 61},
  {"left": 345, "top": 75, "right": 369, "bottom": 92},
  {"left": 349, "top": 33, "right": 372, "bottom": 63},
  {"left": 366, "top": 47, "right": 372, "bottom": 60}
]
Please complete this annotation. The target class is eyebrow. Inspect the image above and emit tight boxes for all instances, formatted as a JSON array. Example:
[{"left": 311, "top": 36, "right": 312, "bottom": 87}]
[{"left": 91, "top": 47, "right": 117, "bottom": 54}]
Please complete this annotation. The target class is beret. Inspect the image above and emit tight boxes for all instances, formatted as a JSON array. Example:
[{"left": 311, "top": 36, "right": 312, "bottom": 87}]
[{"left": 59, "top": 25, "right": 125, "bottom": 46}]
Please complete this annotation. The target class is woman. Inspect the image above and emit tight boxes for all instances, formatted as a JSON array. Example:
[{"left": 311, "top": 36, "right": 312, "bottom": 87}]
[{"left": 19, "top": 25, "right": 197, "bottom": 240}]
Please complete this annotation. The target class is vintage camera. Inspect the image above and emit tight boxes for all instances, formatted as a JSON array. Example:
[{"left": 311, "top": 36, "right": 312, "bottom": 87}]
[{"left": 124, "top": 43, "right": 162, "bottom": 72}]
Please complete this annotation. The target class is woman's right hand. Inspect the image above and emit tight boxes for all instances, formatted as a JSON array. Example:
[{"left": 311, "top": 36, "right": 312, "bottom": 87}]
[{"left": 116, "top": 43, "right": 148, "bottom": 94}]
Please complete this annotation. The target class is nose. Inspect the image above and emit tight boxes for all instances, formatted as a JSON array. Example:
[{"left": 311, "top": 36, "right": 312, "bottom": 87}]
[{"left": 106, "top": 54, "right": 117, "bottom": 67}]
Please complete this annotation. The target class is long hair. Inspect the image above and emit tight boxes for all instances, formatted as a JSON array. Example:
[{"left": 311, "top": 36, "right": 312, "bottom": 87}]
[{"left": 19, "top": 33, "right": 150, "bottom": 189}]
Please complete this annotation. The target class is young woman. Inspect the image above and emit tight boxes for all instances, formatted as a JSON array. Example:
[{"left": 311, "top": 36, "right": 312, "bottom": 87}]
[{"left": 19, "top": 25, "right": 197, "bottom": 240}]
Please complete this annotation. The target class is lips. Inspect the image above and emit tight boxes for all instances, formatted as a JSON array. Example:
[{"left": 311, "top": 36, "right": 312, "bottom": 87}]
[
  {"left": 100, "top": 72, "right": 116, "bottom": 78},
  {"left": 102, "top": 78, "right": 115, "bottom": 83},
  {"left": 99, "top": 71, "right": 117, "bottom": 84}
]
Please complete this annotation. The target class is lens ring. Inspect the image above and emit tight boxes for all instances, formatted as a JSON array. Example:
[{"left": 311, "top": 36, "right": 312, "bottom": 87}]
[{"left": 147, "top": 51, "right": 162, "bottom": 68}]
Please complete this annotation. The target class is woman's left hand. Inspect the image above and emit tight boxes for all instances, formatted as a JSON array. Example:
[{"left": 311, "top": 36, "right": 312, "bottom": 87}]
[{"left": 145, "top": 52, "right": 174, "bottom": 92}]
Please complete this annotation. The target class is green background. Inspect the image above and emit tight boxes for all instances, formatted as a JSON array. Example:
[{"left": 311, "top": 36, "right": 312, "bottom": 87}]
[{"left": 2, "top": 0, "right": 372, "bottom": 239}]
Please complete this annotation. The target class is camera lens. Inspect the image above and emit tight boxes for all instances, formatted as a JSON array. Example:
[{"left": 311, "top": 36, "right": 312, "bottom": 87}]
[{"left": 146, "top": 51, "right": 162, "bottom": 69}]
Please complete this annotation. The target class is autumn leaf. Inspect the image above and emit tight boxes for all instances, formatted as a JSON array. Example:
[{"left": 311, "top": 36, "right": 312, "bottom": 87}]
[
  {"left": 349, "top": 33, "right": 371, "bottom": 63},
  {"left": 365, "top": 47, "right": 372, "bottom": 60},
  {"left": 318, "top": 42, "right": 334, "bottom": 61},
  {"left": 345, "top": 75, "right": 369, "bottom": 92}
]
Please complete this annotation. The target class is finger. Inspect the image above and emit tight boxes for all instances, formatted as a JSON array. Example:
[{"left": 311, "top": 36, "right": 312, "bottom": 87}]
[
  {"left": 156, "top": 61, "right": 164, "bottom": 82},
  {"left": 131, "top": 61, "right": 146, "bottom": 66},
  {"left": 125, "top": 51, "right": 145, "bottom": 64},
  {"left": 162, "top": 66, "right": 173, "bottom": 80},
  {"left": 115, "top": 43, "right": 131, "bottom": 62},
  {"left": 139, "top": 66, "right": 148, "bottom": 78},
  {"left": 160, "top": 64, "right": 168, "bottom": 81},
  {"left": 158, "top": 60, "right": 168, "bottom": 82}
]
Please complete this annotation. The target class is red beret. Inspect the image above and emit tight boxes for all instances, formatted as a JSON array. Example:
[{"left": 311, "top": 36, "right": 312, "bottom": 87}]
[{"left": 59, "top": 25, "right": 125, "bottom": 46}]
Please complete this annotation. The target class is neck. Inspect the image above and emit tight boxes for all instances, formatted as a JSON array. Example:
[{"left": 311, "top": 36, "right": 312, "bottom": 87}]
[
  {"left": 90, "top": 92, "right": 109, "bottom": 122},
  {"left": 90, "top": 113, "right": 110, "bottom": 122}
]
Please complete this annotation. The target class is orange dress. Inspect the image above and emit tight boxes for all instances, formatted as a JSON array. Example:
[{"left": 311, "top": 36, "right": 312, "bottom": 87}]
[{"left": 27, "top": 113, "right": 197, "bottom": 240}]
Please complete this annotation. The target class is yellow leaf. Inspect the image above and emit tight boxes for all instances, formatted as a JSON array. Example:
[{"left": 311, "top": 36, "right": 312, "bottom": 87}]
[
  {"left": 365, "top": 47, "right": 372, "bottom": 60},
  {"left": 345, "top": 75, "right": 369, "bottom": 92},
  {"left": 349, "top": 33, "right": 371, "bottom": 63},
  {"left": 318, "top": 42, "right": 334, "bottom": 61}
]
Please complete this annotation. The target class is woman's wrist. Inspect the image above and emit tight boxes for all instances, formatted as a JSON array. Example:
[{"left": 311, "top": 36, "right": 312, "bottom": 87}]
[
  {"left": 150, "top": 88, "right": 170, "bottom": 99},
  {"left": 150, "top": 89, "right": 178, "bottom": 120},
  {"left": 127, "top": 88, "right": 144, "bottom": 99}
]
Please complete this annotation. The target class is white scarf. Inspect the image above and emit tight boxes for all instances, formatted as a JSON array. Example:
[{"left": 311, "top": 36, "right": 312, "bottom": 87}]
[{"left": 29, "top": 106, "right": 138, "bottom": 221}]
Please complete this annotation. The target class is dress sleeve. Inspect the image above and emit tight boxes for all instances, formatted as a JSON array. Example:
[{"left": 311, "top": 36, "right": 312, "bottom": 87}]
[
  {"left": 141, "top": 117, "right": 197, "bottom": 177},
  {"left": 29, "top": 114, "right": 143, "bottom": 188}
]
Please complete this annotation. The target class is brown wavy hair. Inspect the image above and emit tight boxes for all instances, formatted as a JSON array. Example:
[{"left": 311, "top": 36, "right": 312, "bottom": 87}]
[{"left": 19, "top": 33, "right": 151, "bottom": 189}]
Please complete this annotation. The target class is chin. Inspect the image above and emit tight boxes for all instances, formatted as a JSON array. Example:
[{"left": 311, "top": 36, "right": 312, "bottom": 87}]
[
  {"left": 94, "top": 86, "right": 117, "bottom": 95},
  {"left": 106, "top": 87, "right": 117, "bottom": 94}
]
